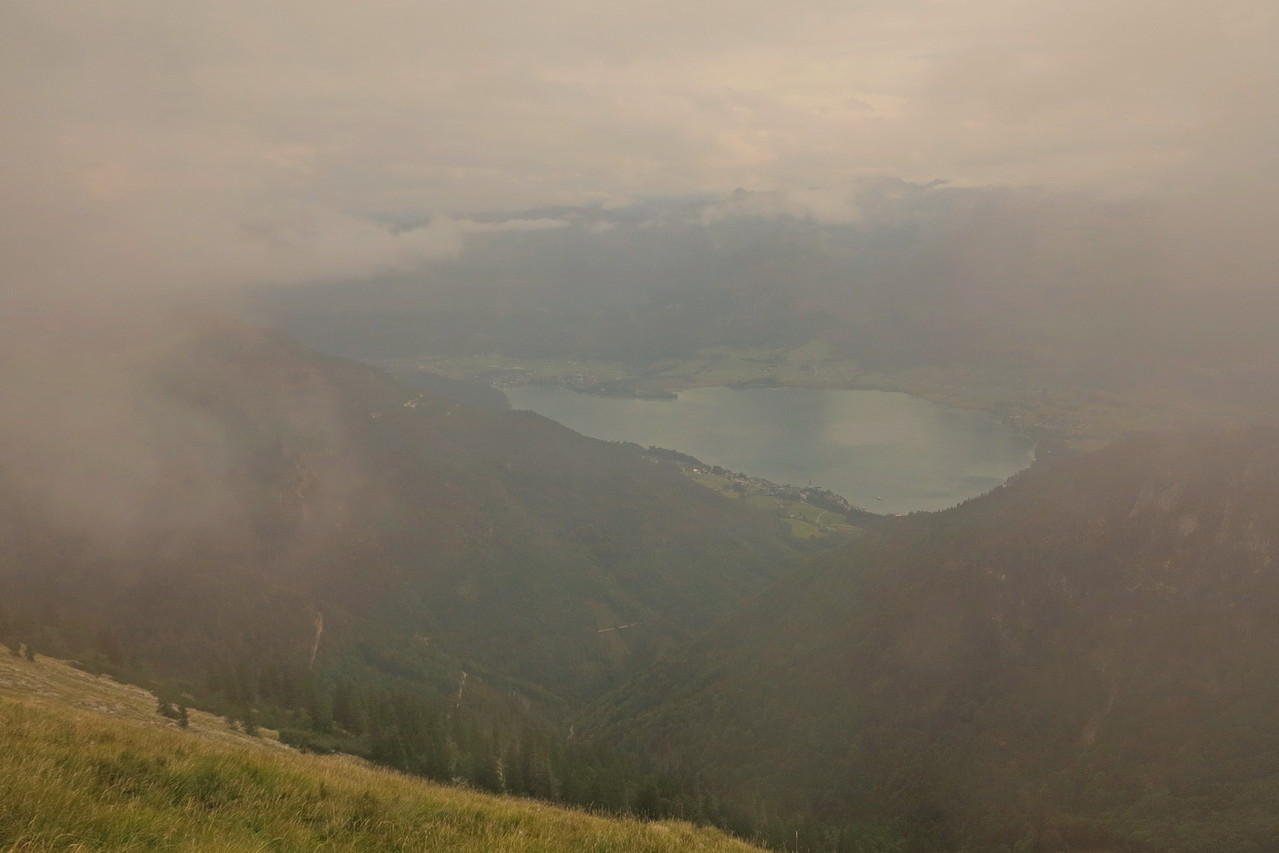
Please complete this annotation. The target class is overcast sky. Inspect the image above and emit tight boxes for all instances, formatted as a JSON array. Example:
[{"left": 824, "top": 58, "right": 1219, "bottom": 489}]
[{"left": 2, "top": 0, "right": 1276, "bottom": 291}]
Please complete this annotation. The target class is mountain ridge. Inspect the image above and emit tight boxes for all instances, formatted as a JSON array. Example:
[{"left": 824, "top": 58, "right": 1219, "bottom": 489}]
[
  {"left": 0, "top": 307, "right": 802, "bottom": 706},
  {"left": 599, "top": 428, "right": 1279, "bottom": 851}
]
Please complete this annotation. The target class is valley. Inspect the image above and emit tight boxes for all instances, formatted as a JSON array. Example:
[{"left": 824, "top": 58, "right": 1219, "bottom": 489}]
[
  {"left": 0, "top": 309, "right": 810, "bottom": 844},
  {"left": 503, "top": 383, "right": 1034, "bottom": 515},
  {"left": 8, "top": 305, "right": 1279, "bottom": 852},
  {"left": 8, "top": 3, "right": 1278, "bottom": 851}
]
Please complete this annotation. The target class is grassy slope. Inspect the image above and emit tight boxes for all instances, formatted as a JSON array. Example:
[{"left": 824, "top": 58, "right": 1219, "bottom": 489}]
[{"left": 0, "top": 654, "right": 765, "bottom": 853}]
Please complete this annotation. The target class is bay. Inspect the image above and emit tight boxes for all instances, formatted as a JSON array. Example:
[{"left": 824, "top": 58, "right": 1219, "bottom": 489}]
[{"left": 505, "top": 385, "right": 1035, "bottom": 515}]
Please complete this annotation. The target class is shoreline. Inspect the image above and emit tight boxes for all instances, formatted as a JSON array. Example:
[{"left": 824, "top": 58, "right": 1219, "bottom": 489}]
[
  {"left": 505, "top": 380, "right": 1039, "bottom": 516},
  {"left": 379, "top": 348, "right": 1239, "bottom": 460}
]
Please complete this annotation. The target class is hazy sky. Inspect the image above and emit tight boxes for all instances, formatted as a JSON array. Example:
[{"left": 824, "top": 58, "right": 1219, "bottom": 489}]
[{"left": 2, "top": 0, "right": 1276, "bottom": 291}]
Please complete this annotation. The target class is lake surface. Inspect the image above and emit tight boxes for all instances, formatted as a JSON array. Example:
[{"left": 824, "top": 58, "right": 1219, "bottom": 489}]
[{"left": 505, "top": 385, "right": 1035, "bottom": 514}]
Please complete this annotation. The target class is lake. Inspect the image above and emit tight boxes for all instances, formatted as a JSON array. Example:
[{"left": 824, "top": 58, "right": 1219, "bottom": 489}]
[{"left": 505, "top": 385, "right": 1035, "bottom": 514}]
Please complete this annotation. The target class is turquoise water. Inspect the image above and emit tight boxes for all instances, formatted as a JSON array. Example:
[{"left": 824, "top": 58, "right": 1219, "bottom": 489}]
[{"left": 505, "top": 385, "right": 1035, "bottom": 514}]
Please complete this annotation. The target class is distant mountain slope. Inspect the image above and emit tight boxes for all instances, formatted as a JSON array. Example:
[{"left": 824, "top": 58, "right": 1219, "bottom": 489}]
[
  {"left": 0, "top": 307, "right": 798, "bottom": 707},
  {"left": 388, "top": 367, "right": 512, "bottom": 409},
  {"left": 0, "top": 653, "right": 765, "bottom": 853},
  {"left": 601, "top": 429, "right": 1279, "bottom": 851},
  {"left": 247, "top": 184, "right": 1279, "bottom": 421}
]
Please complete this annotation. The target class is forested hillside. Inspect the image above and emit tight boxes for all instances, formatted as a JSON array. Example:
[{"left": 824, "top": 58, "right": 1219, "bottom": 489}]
[
  {"left": 601, "top": 429, "right": 1279, "bottom": 851},
  {"left": 12, "top": 306, "right": 1279, "bottom": 851},
  {"left": 0, "top": 305, "right": 800, "bottom": 823}
]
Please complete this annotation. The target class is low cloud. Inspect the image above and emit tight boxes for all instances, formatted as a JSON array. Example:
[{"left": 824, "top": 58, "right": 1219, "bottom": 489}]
[
  {"left": 699, "top": 188, "right": 864, "bottom": 225},
  {"left": 1, "top": 0, "right": 1275, "bottom": 295}
]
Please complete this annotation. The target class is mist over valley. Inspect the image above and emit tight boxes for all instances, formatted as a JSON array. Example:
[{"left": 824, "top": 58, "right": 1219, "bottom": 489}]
[{"left": 4, "top": 1, "right": 1279, "bottom": 851}]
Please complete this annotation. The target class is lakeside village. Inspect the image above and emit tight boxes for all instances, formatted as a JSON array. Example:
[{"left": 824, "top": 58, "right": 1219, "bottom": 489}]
[{"left": 632, "top": 444, "right": 885, "bottom": 532}]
